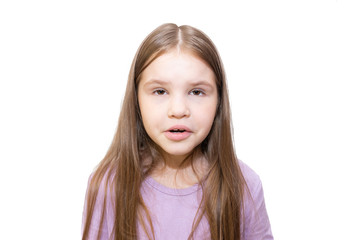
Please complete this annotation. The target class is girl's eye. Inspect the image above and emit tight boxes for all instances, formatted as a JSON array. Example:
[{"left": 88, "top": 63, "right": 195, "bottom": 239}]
[
  {"left": 154, "top": 89, "right": 167, "bottom": 95},
  {"left": 190, "top": 89, "right": 205, "bottom": 96}
]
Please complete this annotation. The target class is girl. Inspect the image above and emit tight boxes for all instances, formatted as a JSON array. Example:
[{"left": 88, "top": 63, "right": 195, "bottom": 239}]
[{"left": 82, "top": 23, "right": 273, "bottom": 240}]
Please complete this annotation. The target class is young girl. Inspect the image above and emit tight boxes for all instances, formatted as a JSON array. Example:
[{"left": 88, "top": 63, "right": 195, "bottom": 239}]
[{"left": 82, "top": 23, "right": 273, "bottom": 240}]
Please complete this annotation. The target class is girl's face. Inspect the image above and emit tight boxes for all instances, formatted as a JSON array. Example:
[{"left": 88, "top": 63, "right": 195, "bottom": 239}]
[{"left": 138, "top": 49, "right": 218, "bottom": 163}]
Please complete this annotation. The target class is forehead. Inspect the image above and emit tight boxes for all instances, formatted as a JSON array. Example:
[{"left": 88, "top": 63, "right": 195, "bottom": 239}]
[{"left": 139, "top": 49, "right": 216, "bottom": 86}]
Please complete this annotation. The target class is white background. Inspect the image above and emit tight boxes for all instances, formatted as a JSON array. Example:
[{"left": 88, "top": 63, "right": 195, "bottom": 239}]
[{"left": 1, "top": 0, "right": 359, "bottom": 239}]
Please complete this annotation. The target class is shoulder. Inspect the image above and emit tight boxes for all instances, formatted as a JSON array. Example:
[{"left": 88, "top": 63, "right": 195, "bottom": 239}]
[
  {"left": 238, "top": 160, "right": 261, "bottom": 190},
  {"left": 238, "top": 160, "right": 274, "bottom": 240},
  {"left": 82, "top": 170, "right": 115, "bottom": 240},
  {"left": 238, "top": 159, "right": 264, "bottom": 211},
  {"left": 238, "top": 160, "right": 264, "bottom": 210}
]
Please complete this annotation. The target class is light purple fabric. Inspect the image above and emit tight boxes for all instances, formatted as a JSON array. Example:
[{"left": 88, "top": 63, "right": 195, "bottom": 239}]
[{"left": 82, "top": 161, "right": 273, "bottom": 239}]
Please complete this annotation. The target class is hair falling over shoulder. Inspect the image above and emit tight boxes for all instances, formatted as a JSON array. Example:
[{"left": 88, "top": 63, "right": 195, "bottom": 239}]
[{"left": 82, "top": 23, "right": 248, "bottom": 240}]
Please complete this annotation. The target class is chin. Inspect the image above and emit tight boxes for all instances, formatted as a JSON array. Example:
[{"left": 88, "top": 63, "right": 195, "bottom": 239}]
[{"left": 162, "top": 149, "right": 194, "bottom": 159}]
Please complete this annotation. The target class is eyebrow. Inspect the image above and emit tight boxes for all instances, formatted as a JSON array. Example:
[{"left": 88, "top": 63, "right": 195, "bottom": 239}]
[
  {"left": 143, "top": 79, "right": 168, "bottom": 87},
  {"left": 143, "top": 79, "right": 215, "bottom": 88},
  {"left": 189, "top": 80, "right": 215, "bottom": 88}
]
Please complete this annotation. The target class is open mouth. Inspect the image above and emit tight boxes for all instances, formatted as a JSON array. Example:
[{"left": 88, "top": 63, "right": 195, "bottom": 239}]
[
  {"left": 165, "top": 126, "right": 191, "bottom": 141},
  {"left": 169, "top": 129, "right": 186, "bottom": 133}
]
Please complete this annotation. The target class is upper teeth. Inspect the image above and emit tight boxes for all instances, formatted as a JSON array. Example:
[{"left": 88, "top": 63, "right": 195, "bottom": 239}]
[{"left": 171, "top": 129, "right": 185, "bottom": 132}]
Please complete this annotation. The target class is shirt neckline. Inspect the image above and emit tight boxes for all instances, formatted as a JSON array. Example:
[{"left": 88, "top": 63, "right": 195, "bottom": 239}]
[{"left": 144, "top": 176, "right": 201, "bottom": 196}]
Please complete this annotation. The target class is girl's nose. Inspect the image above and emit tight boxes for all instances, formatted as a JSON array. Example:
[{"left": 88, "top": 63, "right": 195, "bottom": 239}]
[{"left": 167, "top": 95, "right": 190, "bottom": 119}]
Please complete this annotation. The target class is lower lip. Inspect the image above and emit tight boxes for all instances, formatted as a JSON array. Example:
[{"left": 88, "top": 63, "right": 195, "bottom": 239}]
[{"left": 164, "top": 131, "right": 191, "bottom": 141}]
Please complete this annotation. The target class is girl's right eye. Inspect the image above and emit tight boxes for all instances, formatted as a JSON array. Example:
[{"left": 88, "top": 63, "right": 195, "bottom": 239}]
[{"left": 153, "top": 89, "right": 167, "bottom": 95}]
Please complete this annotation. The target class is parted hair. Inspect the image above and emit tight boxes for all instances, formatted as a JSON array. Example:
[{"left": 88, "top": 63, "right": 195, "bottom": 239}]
[{"left": 82, "top": 23, "right": 247, "bottom": 240}]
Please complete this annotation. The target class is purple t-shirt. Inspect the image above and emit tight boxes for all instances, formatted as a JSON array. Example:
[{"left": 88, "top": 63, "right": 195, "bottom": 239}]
[{"left": 82, "top": 161, "right": 273, "bottom": 239}]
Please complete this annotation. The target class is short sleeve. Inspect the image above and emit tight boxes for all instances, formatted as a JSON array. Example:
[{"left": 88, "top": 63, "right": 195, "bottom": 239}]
[{"left": 239, "top": 161, "right": 273, "bottom": 240}]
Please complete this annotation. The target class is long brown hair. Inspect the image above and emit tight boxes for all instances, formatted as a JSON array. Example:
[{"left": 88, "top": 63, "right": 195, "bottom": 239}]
[{"left": 82, "top": 23, "right": 247, "bottom": 240}]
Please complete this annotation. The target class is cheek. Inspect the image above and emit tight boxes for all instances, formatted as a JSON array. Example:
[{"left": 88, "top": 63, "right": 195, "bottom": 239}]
[
  {"left": 199, "top": 98, "right": 217, "bottom": 115},
  {"left": 139, "top": 100, "right": 162, "bottom": 130},
  {"left": 199, "top": 115, "right": 216, "bottom": 130},
  {"left": 195, "top": 103, "right": 217, "bottom": 129},
  {"left": 138, "top": 97, "right": 150, "bottom": 128}
]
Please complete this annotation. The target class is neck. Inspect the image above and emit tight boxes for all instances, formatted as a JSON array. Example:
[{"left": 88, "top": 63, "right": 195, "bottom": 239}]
[
  {"left": 151, "top": 150, "right": 208, "bottom": 188},
  {"left": 162, "top": 153, "right": 192, "bottom": 169}
]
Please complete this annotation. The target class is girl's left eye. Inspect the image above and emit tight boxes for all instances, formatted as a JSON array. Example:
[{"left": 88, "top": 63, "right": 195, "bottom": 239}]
[
  {"left": 153, "top": 89, "right": 167, "bottom": 95},
  {"left": 190, "top": 89, "right": 205, "bottom": 96}
]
